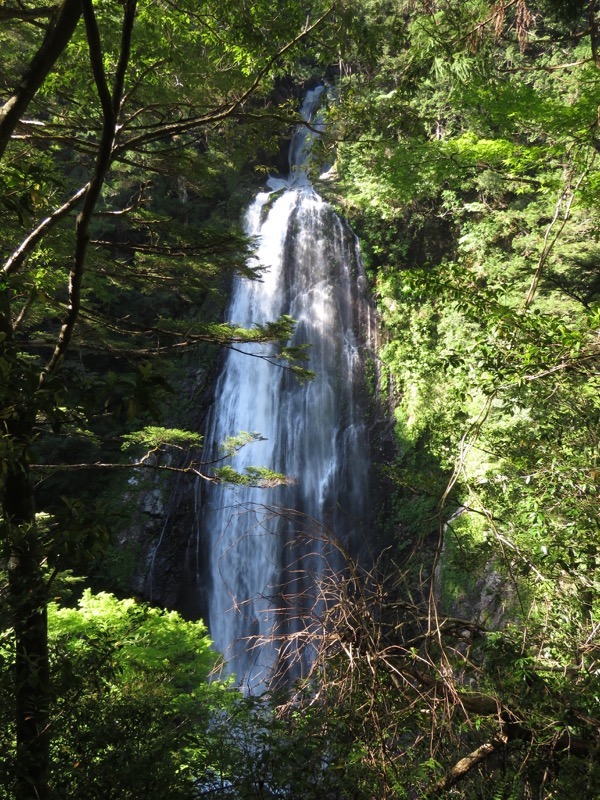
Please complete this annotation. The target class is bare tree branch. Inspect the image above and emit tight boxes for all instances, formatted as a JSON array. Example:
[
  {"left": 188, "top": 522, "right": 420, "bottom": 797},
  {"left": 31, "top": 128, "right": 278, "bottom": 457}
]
[
  {"left": 524, "top": 164, "right": 591, "bottom": 309},
  {"left": 30, "top": 459, "right": 216, "bottom": 482},
  {"left": 425, "top": 736, "right": 509, "bottom": 797},
  {"left": 41, "top": 0, "right": 137, "bottom": 380},
  {"left": 0, "top": 0, "right": 82, "bottom": 160},
  {"left": 2, "top": 184, "right": 89, "bottom": 278},
  {"left": 255, "top": 525, "right": 600, "bottom": 795},
  {"left": 0, "top": 5, "right": 58, "bottom": 22}
]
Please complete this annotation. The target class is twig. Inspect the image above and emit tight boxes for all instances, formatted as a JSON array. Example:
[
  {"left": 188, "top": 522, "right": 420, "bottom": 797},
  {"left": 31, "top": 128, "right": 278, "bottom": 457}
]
[{"left": 2, "top": 184, "right": 89, "bottom": 277}]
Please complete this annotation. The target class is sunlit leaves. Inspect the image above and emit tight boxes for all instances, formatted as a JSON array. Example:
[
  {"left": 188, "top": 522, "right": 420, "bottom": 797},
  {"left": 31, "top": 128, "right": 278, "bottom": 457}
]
[
  {"left": 213, "top": 464, "right": 292, "bottom": 488},
  {"left": 329, "top": 2, "right": 600, "bottom": 792},
  {"left": 121, "top": 425, "right": 203, "bottom": 450}
]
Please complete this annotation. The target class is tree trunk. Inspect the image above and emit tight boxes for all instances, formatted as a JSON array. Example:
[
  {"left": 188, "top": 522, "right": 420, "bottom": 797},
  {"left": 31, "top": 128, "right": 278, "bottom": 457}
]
[
  {"left": 2, "top": 294, "right": 49, "bottom": 799},
  {"left": 9, "top": 539, "right": 49, "bottom": 800},
  {"left": 5, "top": 438, "right": 49, "bottom": 800}
]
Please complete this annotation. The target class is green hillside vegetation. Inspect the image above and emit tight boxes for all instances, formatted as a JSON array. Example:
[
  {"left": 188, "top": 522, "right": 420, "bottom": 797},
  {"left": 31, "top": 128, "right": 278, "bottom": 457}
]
[
  {"left": 309, "top": 1, "right": 599, "bottom": 796},
  {"left": 1, "top": 1, "right": 598, "bottom": 798}
]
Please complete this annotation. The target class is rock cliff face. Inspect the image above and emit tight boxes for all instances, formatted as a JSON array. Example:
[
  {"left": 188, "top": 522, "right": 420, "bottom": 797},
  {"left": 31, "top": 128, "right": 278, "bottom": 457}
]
[
  {"left": 434, "top": 512, "right": 516, "bottom": 633},
  {"left": 150, "top": 484, "right": 213, "bottom": 622},
  {"left": 123, "top": 360, "right": 218, "bottom": 616},
  {"left": 446, "top": 564, "right": 515, "bottom": 632}
]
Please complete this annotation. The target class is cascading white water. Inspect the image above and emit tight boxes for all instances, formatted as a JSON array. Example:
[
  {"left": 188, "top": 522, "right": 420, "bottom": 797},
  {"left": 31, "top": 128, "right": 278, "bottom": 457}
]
[{"left": 196, "top": 87, "right": 375, "bottom": 691}]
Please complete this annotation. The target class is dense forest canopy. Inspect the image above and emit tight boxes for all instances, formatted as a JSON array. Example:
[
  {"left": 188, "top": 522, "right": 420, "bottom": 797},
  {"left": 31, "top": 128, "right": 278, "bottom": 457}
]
[{"left": 1, "top": 1, "right": 598, "bottom": 798}]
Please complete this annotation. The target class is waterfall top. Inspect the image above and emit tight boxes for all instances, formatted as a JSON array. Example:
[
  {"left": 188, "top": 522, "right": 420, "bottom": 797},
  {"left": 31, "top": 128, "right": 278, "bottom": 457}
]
[{"left": 267, "top": 85, "right": 326, "bottom": 192}]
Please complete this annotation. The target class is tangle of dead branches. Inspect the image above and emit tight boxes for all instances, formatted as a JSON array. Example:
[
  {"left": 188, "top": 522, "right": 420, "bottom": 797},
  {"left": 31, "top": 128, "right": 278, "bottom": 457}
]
[{"left": 229, "top": 507, "right": 598, "bottom": 796}]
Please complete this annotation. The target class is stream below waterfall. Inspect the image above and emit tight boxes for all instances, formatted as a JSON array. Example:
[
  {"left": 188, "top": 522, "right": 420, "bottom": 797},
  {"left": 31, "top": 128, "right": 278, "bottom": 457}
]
[{"left": 194, "top": 87, "right": 376, "bottom": 692}]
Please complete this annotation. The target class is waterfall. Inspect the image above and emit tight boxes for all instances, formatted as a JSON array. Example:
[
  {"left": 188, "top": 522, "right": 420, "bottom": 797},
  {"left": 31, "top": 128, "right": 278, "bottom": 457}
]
[{"left": 196, "top": 87, "right": 375, "bottom": 692}]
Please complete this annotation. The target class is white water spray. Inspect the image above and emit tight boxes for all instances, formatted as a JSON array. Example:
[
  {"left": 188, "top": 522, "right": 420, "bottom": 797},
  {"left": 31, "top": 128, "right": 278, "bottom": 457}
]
[{"left": 196, "top": 88, "right": 374, "bottom": 691}]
